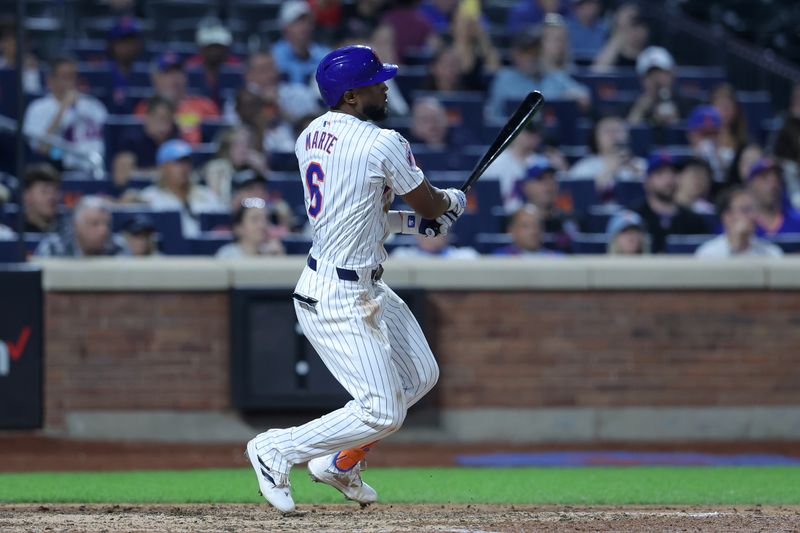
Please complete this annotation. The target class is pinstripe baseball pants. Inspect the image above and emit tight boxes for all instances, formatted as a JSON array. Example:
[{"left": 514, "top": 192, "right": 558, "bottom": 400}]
[{"left": 252, "top": 264, "right": 439, "bottom": 475}]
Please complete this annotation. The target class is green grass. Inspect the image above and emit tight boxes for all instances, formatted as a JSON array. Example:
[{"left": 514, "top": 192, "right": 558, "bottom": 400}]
[{"left": 0, "top": 467, "right": 798, "bottom": 505}]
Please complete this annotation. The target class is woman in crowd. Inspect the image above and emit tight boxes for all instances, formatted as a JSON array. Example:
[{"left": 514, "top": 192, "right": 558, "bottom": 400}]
[
  {"left": 202, "top": 126, "right": 269, "bottom": 205},
  {"left": 215, "top": 197, "right": 285, "bottom": 258}
]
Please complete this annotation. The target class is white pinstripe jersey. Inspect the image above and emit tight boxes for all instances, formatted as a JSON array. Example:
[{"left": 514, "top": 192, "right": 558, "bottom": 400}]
[{"left": 295, "top": 110, "right": 425, "bottom": 270}]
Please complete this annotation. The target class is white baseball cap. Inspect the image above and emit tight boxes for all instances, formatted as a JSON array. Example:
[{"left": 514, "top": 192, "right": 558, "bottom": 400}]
[
  {"left": 196, "top": 19, "right": 232, "bottom": 47},
  {"left": 636, "top": 46, "right": 675, "bottom": 76},
  {"left": 280, "top": 0, "right": 312, "bottom": 29}
]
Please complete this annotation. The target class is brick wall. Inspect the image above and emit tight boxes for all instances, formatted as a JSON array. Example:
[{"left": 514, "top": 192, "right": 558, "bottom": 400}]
[
  {"left": 45, "top": 292, "right": 229, "bottom": 427},
  {"left": 431, "top": 291, "right": 800, "bottom": 409},
  {"left": 43, "top": 290, "right": 800, "bottom": 429}
]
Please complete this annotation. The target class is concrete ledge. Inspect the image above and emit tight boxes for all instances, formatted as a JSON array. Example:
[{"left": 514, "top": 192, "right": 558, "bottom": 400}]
[{"left": 34, "top": 257, "right": 800, "bottom": 291}]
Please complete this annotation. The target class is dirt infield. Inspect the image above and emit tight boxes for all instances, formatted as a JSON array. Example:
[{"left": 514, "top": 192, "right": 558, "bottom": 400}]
[{"left": 1, "top": 503, "right": 799, "bottom": 532}]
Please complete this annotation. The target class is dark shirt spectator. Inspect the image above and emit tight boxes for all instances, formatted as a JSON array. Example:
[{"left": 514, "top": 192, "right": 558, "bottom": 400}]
[
  {"left": 22, "top": 163, "right": 62, "bottom": 234},
  {"left": 592, "top": 3, "right": 648, "bottom": 70},
  {"left": 106, "top": 16, "right": 144, "bottom": 111},
  {"left": 121, "top": 214, "right": 160, "bottom": 256},
  {"left": 272, "top": 1, "right": 330, "bottom": 85},
  {"left": 185, "top": 17, "right": 242, "bottom": 107},
  {"left": 633, "top": 153, "right": 711, "bottom": 253},
  {"left": 627, "top": 46, "right": 694, "bottom": 131},
  {"left": 746, "top": 158, "right": 800, "bottom": 237},
  {"left": 35, "top": 195, "right": 129, "bottom": 257},
  {"left": 381, "top": 0, "right": 435, "bottom": 61},
  {"left": 675, "top": 157, "right": 715, "bottom": 215},
  {"left": 113, "top": 95, "right": 180, "bottom": 188}
]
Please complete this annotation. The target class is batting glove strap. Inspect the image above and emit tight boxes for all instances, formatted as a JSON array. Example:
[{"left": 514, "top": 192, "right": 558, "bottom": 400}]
[{"left": 443, "top": 188, "right": 466, "bottom": 218}]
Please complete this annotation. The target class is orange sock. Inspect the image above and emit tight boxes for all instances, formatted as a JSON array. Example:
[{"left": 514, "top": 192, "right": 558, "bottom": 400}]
[{"left": 334, "top": 441, "right": 378, "bottom": 471}]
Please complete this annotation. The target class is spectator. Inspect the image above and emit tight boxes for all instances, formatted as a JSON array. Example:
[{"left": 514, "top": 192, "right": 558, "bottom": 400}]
[
  {"left": 407, "top": 97, "right": 477, "bottom": 150},
  {"left": 308, "top": 0, "right": 344, "bottom": 41},
  {"left": 627, "top": 46, "right": 691, "bottom": 129},
  {"left": 23, "top": 56, "right": 108, "bottom": 171},
  {"left": 337, "top": 0, "right": 387, "bottom": 42},
  {"left": 228, "top": 168, "right": 294, "bottom": 236},
  {"left": 201, "top": 126, "right": 269, "bottom": 206},
  {"left": 568, "top": 115, "right": 646, "bottom": 201},
  {"left": 592, "top": 2, "right": 647, "bottom": 69},
  {"left": 451, "top": 2, "right": 500, "bottom": 83},
  {"left": 509, "top": 160, "right": 577, "bottom": 253},
  {"left": 423, "top": 46, "right": 467, "bottom": 92},
  {"left": 695, "top": 187, "right": 782, "bottom": 258},
  {"left": 746, "top": 157, "right": 800, "bottom": 236},
  {"left": 606, "top": 209, "right": 647, "bottom": 255},
  {"left": 565, "top": 0, "right": 607, "bottom": 62},
  {"left": 186, "top": 17, "right": 241, "bottom": 107},
  {"left": 506, "top": 0, "right": 565, "bottom": 33},
  {"left": 112, "top": 95, "right": 180, "bottom": 188},
  {"left": 35, "top": 195, "right": 128, "bottom": 257},
  {"left": 711, "top": 84, "right": 749, "bottom": 172},
  {"left": 0, "top": 183, "right": 12, "bottom": 239},
  {"left": 419, "top": 0, "right": 460, "bottom": 34},
  {"left": 724, "top": 141, "right": 763, "bottom": 189},
  {"left": 215, "top": 197, "right": 285, "bottom": 257},
  {"left": 540, "top": 14, "right": 572, "bottom": 71},
  {"left": 106, "top": 16, "right": 144, "bottom": 110},
  {"left": 234, "top": 88, "right": 296, "bottom": 154},
  {"left": 391, "top": 232, "right": 479, "bottom": 258},
  {"left": 381, "top": 0, "right": 435, "bottom": 61},
  {"left": 138, "top": 139, "right": 224, "bottom": 238},
  {"left": 134, "top": 51, "right": 220, "bottom": 145},
  {"left": 633, "top": 153, "right": 710, "bottom": 253},
  {"left": 121, "top": 214, "right": 159, "bottom": 256},
  {"left": 685, "top": 105, "right": 724, "bottom": 183},
  {"left": 772, "top": 83, "right": 800, "bottom": 210},
  {"left": 675, "top": 157, "right": 715, "bottom": 215},
  {"left": 0, "top": 19, "right": 42, "bottom": 94},
  {"left": 486, "top": 28, "right": 589, "bottom": 121},
  {"left": 227, "top": 51, "right": 319, "bottom": 123},
  {"left": 492, "top": 204, "right": 562, "bottom": 256},
  {"left": 272, "top": 1, "right": 330, "bottom": 85},
  {"left": 22, "top": 163, "right": 62, "bottom": 234}
]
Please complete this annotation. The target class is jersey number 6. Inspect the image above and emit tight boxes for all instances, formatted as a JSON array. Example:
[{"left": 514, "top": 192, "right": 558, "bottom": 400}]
[{"left": 305, "top": 162, "right": 325, "bottom": 217}]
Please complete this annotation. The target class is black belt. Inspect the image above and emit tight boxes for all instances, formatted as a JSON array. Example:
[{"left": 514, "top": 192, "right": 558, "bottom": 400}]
[{"left": 307, "top": 256, "right": 383, "bottom": 282}]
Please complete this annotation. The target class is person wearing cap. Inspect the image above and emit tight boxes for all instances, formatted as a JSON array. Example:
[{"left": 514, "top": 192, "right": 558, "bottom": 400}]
[
  {"left": 565, "top": 0, "right": 608, "bottom": 62},
  {"left": 569, "top": 114, "right": 646, "bottom": 200},
  {"left": 486, "top": 27, "right": 589, "bottom": 121},
  {"left": 106, "top": 16, "right": 144, "bottom": 110},
  {"left": 633, "top": 152, "right": 711, "bottom": 253},
  {"left": 606, "top": 209, "right": 647, "bottom": 255},
  {"left": 185, "top": 17, "right": 242, "bottom": 107},
  {"left": 138, "top": 139, "right": 223, "bottom": 238},
  {"left": 627, "top": 46, "right": 694, "bottom": 129},
  {"left": 685, "top": 105, "right": 724, "bottom": 182},
  {"left": 510, "top": 158, "right": 577, "bottom": 253},
  {"left": 746, "top": 157, "right": 800, "bottom": 236},
  {"left": 492, "top": 203, "right": 563, "bottom": 256},
  {"left": 272, "top": 0, "right": 331, "bottom": 85},
  {"left": 35, "top": 195, "right": 129, "bottom": 257},
  {"left": 21, "top": 163, "right": 62, "bottom": 234},
  {"left": 695, "top": 186, "right": 782, "bottom": 258},
  {"left": 122, "top": 214, "right": 159, "bottom": 256},
  {"left": 134, "top": 51, "right": 220, "bottom": 145},
  {"left": 592, "top": 2, "right": 648, "bottom": 70},
  {"left": 215, "top": 197, "right": 285, "bottom": 258},
  {"left": 23, "top": 56, "right": 108, "bottom": 171},
  {"left": 113, "top": 95, "right": 180, "bottom": 188}
]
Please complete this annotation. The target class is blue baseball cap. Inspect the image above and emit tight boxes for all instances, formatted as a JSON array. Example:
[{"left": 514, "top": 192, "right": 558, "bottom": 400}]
[
  {"left": 686, "top": 105, "right": 721, "bottom": 134},
  {"left": 108, "top": 16, "right": 140, "bottom": 41},
  {"left": 606, "top": 210, "right": 644, "bottom": 240},
  {"left": 153, "top": 51, "right": 184, "bottom": 72},
  {"left": 523, "top": 160, "right": 557, "bottom": 182},
  {"left": 157, "top": 139, "right": 193, "bottom": 165},
  {"left": 646, "top": 152, "right": 675, "bottom": 176},
  {"left": 746, "top": 157, "right": 780, "bottom": 181}
]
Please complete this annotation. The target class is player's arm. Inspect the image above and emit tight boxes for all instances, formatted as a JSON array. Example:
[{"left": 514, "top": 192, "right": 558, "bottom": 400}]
[
  {"left": 387, "top": 180, "right": 465, "bottom": 236},
  {"left": 401, "top": 179, "right": 451, "bottom": 219}
]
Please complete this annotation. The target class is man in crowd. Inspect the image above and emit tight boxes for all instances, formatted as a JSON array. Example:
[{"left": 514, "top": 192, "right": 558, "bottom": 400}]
[
  {"left": 492, "top": 203, "right": 562, "bottom": 256},
  {"left": 746, "top": 157, "right": 800, "bottom": 236},
  {"left": 35, "top": 195, "right": 129, "bottom": 257},
  {"left": 634, "top": 153, "right": 710, "bottom": 253},
  {"left": 696, "top": 186, "right": 783, "bottom": 258},
  {"left": 186, "top": 17, "right": 241, "bottom": 107},
  {"left": 627, "top": 46, "right": 692, "bottom": 130},
  {"left": 107, "top": 16, "right": 144, "bottom": 110},
  {"left": 22, "top": 163, "right": 62, "bottom": 234},
  {"left": 23, "top": 56, "right": 108, "bottom": 171},
  {"left": 121, "top": 213, "right": 160, "bottom": 256},
  {"left": 272, "top": 1, "right": 330, "bottom": 85}
]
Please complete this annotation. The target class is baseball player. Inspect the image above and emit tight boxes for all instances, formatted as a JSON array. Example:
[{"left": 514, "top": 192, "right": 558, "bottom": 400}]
[{"left": 245, "top": 45, "right": 466, "bottom": 513}]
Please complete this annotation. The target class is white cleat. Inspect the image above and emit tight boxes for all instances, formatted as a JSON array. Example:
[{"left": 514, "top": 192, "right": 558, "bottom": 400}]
[
  {"left": 245, "top": 439, "right": 295, "bottom": 513},
  {"left": 307, "top": 454, "right": 378, "bottom": 507}
]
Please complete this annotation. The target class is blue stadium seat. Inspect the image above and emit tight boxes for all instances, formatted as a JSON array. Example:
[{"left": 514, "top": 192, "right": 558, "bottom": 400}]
[
  {"left": 737, "top": 91, "right": 774, "bottom": 142},
  {"left": 199, "top": 211, "right": 231, "bottom": 232},
  {"left": 63, "top": 40, "right": 108, "bottom": 64},
  {"left": 475, "top": 232, "right": 512, "bottom": 255},
  {"left": 111, "top": 208, "right": 187, "bottom": 254},
  {"left": 584, "top": 204, "right": 622, "bottom": 233},
  {"left": 769, "top": 233, "right": 800, "bottom": 254},
  {"left": 188, "top": 234, "right": 232, "bottom": 255},
  {"left": 665, "top": 234, "right": 716, "bottom": 254},
  {"left": 411, "top": 90, "right": 486, "bottom": 132},
  {"left": 505, "top": 99, "right": 580, "bottom": 145},
  {"left": 394, "top": 65, "right": 428, "bottom": 101},
  {"left": 77, "top": 64, "right": 113, "bottom": 102},
  {"left": 571, "top": 232, "right": 607, "bottom": 254},
  {"left": 104, "top": 114, "right": 144, "bottom": 161},
  {"left": 614, "top": 181, "right": 646, "bottom": 209},
  {"left": 559, "top": 179, "right": 598, "bottom": 213},
  {"left": 186, "top": 68, "right": 244, "bottom": 95},
  {"left": 191, "top": 143, "right": 217, "bottom": 169},
  {"left": 282, "top": 235, "right": 312, "bottom": 255},
  {"left": 269, "top": 151, "right": 299, "bottom": 172},
  {"left": 675, "top": 66, "right": 726, "bottom": 99},
  {"left": 268, "top": 177, "right": 305, "bottom": 211},
  {"left": 201, "top": 119, "right": 234, "bottom": 144},
  {"left": 0, "top": 239, "right": 22, "bottom": 262},
  {"left": 60, "top": 177, "right": 116, "bottom": 204}
]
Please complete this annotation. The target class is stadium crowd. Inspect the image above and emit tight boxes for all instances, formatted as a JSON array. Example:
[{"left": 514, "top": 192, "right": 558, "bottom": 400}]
[{"left": 1, "top": 0, "right": 800, "bottom": 259}]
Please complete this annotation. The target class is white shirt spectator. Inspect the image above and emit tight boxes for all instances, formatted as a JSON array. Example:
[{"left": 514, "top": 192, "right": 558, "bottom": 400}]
[
  {"left": 23, "top": 93, "right": 107, "bottom": 170},
  {"left": 140, "top": 184, "right": 223, "bottom": 238},
  {"left": 568, "top": 155, "right": 646, "bottom": 182},
  {"left": 695, "top": 235, "right": 783, "bottom": 258}
]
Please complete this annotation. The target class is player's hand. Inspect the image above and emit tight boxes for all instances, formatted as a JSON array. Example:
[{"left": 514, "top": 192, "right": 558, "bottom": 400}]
[
  {"left": 443, "top": 188, "right": 466, "bottom": 218},
  {"left": 418, "top": 217, "right": 450, "bottom": 237}
]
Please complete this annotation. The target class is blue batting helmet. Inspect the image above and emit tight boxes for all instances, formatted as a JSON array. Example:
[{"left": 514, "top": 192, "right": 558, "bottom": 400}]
[{"left": 315, "top": 45, "right": 398, "bottom": 108}]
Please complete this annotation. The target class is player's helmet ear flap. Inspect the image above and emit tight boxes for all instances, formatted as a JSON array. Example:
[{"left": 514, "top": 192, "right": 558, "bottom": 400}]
[{"left": 316, "top": 45, "right": 399, "bottom": 108}]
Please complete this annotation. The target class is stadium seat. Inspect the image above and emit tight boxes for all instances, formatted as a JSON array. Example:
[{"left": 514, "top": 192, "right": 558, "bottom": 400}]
[
  {"left": 199, "top": 211, "right": 231, "bottom": 232},
  {"left": 186, "top": 68, "right": 244, "bottom": 95},
  {"left": 411, "top": 90, "right": 486, "bottom": 132},
  {"left": 665, "top": 234, "right": 716, "bottom": 254},
  {"left": 394, "top": 65, "right": 428, "bottom": 101},
  {"left": 282, "top": 235, "right": 312, "bottom": 255},
  {"left": 60, "top": 177, "right": 116, "bottom": 206},
  {"left": 111, "top": 208, "right": 187, "bottom": 254},
  {"left": 104, "top": 114, "right": 144, "bottom": 161},
  {"left": 475, "top": 232, "right": 512, "bottom": 255},
  {"left": 188, "top": 234, "right": 232, "bottom": 255},
  {"left": 571, "top": 232, "right": 608, "bottom": 254},
  {"left": 584, "top": 204, "right": 622, "bottom": 234},
  {"left": 614, "top": 181, "right": 646, "bottom": 209},
  {"left": 268, "top": 177, "right": 305, "bottom": 210},
  {"left": 559, "top": 179, "right": 598, "bottom": 213},
  {"left": 201, "top": 118, "right": 234, "bottom": 144},
  {"left": 0, "top": 234, "right": 46, "bottom": 261},
  {"left": 269, "top": 151, "right": 299, "bottom": 172},
  {"left": 769, "top": 233, "right": 800, "bottom": 254}
]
